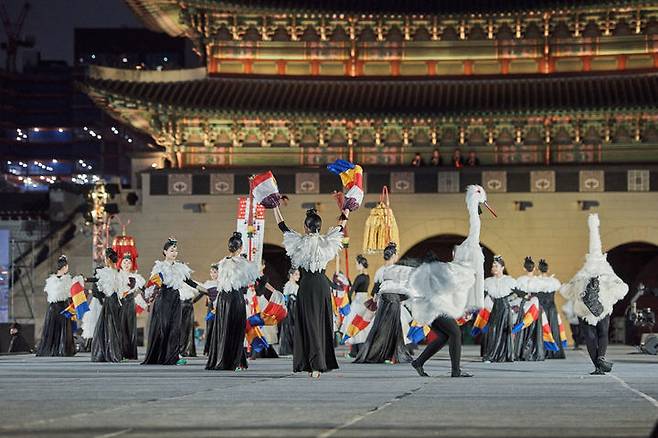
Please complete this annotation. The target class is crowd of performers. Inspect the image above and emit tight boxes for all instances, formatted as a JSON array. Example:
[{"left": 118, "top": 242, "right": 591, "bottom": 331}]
[{"left": 34, "top": 183, "right": 629, "bottom": 378}]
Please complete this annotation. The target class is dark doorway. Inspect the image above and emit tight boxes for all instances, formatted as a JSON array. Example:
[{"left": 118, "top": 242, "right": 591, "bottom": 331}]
[
  {"left": 401, "top": 234, "right": 497, "bottom": 277},
  {"left": 262, "top": 243, "right": 289, "bottom": 291},
  {"left": 606, "top": 242, "right": 658, "bottom": 345}
]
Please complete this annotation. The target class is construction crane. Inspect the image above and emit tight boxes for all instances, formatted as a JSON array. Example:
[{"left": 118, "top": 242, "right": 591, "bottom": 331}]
[{"left": 0, "top": 1, "right": 33, "bottom": 72}]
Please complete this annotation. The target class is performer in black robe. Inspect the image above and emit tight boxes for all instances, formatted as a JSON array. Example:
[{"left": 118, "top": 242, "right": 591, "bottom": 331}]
[
  {"left": 91, "top": 248, "right": 127, "bottom": 363},
  {"left": 536, "top": 259, "right": 565, "bottom": 359},
  {"left": 481, "top": 255, "right": 517, "bottom": 362},
  {"left": 202, "top": 264, "right": 219, "bottom": 356},
  {"left": 180, "top": 282, "right": 204, "bottom": 357},
  {"left": 514, "top": 257, "right": 545, "bottom": 361},
  {"left": 349, "top": 255, "right": 370, "bottom": 303},
  {"left": 273, "top": 206, "right": 348, "bottom": 378},
  {"left": 36, "top": 255, "right": 76, "bottom": 357},
  {"left": 118, "top": 253, "right": 145, "bottom": 360},
  {"left": 278, "top": 268, "right": 299, "bottom": 356},
  {"left": 355, "top": 246, "right": 413, "bottom": 364},
  {"left": 143, "top": 238, "right": 206, "bottom": 365},
  {"left": 206, "top": 232, "right": 259, "bottom": 371},
  {"left": 8, "top": 322, "right": 32, "bottom": 353}
]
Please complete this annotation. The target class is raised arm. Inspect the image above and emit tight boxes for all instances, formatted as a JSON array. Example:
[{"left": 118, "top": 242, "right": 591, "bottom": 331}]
[
  {"left": 274, "top": 206, "right": 290, "bottom": 233},
  {"left": 338, "top": 208, "right": 350, "bottom": 229}
]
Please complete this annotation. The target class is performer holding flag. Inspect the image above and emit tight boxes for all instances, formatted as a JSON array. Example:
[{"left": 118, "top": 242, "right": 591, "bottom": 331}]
[
  {"left": 118, "top": 253, "right": 145, "bottom": 360},
  {"left": 36, "top": 255, "right": 77, "bottom": 357},
  {"left": 206, "top": 232, "right": 260, "bottom": 371},
  {"left": 142, "top": 238, "right": 207, "bottom": 365}
]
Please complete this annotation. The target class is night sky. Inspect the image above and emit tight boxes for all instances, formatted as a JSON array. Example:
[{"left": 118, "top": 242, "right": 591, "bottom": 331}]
[{"left": 2, "top": 0, "right": 143, "bottom": 68}]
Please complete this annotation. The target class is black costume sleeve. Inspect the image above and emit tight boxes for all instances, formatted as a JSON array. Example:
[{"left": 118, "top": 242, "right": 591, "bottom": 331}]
[
  {"left": 371, "top": 281, "right": 381, "bottom": 297},
  {"left": 278, "top": 221, "right": 290, "bottom": 233},
  {"left": 350, "top": 274, "right": 370, "bottom": 294},
  {"left": 91, "top": 283, "right": 105, "bottom": 303}
]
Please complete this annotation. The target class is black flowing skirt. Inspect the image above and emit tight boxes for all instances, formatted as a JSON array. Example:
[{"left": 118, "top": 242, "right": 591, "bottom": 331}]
[
  {"left": 538, "top": 292, "right": 566, "bottom": 359},
  {"left": 142, "top": 287, "right": 182, "bottom": 365},
  {"left": 180, "top": 299, "right": 197, "bottom": 357},
  {"left": 514, "top": 298, "right": 545, "bottom": 361},
  {"left": 120, "top": 294, "right": 138, "bottom": 360},
  {"left": 36, "top": 300, "right": 76, "bottom": 357},
  {"left": 203, "top": 301, "right": 214, "bottom": 356},
  {"left": 92, "top": 294, "right": 124, "bottom": 363},
  {"left": 206, "top": 288, "right": 247, "bottom": 370},
  {"left": 293, "top": 269, "right": 339, "bottom": 373},
  {"left": 278, "top": 296, "right": 296, "bottom": 356},
  {"left": 483, "top": 297, "right": 515, "bottom": 362},
  {"left": 355, "top": 293, "right": 412, "bottom": 364}
]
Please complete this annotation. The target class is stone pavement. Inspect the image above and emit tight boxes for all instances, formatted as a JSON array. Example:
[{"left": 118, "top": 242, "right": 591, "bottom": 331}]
[{"left": 0, "top": 345, "right": 657, "bottom": 438}]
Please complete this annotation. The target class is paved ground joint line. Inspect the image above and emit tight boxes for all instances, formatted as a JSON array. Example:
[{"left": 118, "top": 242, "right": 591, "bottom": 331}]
[
  {"left": 316, "top": 382, "right": 428, "bottom": 438},
  {"left": 608, "top": 373, "right": 658, "bottom": 409},
  {"left": 94, "top": 429, "right": 133, "bottom": 438}
]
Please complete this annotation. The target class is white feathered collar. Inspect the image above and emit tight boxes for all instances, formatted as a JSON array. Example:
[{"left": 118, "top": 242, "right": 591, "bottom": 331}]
[
  {"left": 215, "top": 256, "right": 260, "bottom": 292},
  {"left": 96, "top": 267, "right": 127, "bottom": 297},
  {"left": 537, "top": 275, "right": 561, "bottom": 293},
  {"left": 179, "top": 283, "right": 198, "bottom": 301},
  {"left": 44, "top": 274, "right": 73, "bottom": 303},
  {"left": 283, "top": 281, "right": 299, "bottom": 296},
  {"left": 152, "top": 260, "right": 193, "bottom": 290},
  {"left": 484, "top": 275, "right": 517, "bottom": 299},
  {"left": 119, "top": 271, "right": 145, "bottom": 295},
  {"left": 515, "top": 275, "right": 544, "bottom": 293},
  {"left": 283, "top": 227, "right": 343, "bottom": 273}
]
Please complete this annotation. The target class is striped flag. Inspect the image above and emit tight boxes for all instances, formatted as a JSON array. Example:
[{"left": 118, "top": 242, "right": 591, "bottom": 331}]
[
  {"left": 145, "top": 272, "right": 163, "bottom": 289},
  {"left": 261, "top": 291, "right": 288, "bottom": 325},
  {"left": 60, "top": 303, "right": 78, "bottom": 332},
  {"left": 471, "top": 295, "right": 494, "bottom": 336},
  {"left": 558, "top": 313, "right": 568, "bottom": 348},
  {"left": 342, "top": 302, "right": 376, "bottom": 343},
  {"left": 245, "top": 324, "right": 269, "bottom": 353},
  {"left": 407, "top": 320, "right": 431, "bottom": 344},
  {"left": 512, "top": 296, "right": 540, "bottom": 334},
  {"left": 327, "top": 159, "right": 364, "bottom": 211},
  {"left": 542, "top": 311, "right": 560, "bottom": 352},
  {"left": 134, "top": 293, "right": 148, "bottom": 315},
  {"left": 69, "top": 277, "right": 89, "bottom": 320},
  {"left": 250, "top": 171, "right": 282, "bottom": 209}
]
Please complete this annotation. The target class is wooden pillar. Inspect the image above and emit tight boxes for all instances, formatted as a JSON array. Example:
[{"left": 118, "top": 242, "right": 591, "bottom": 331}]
[
  {"left": 427, "top": 60, "right": 437, "bottom": 75},
  {"left": 464, "top": 60, "right": 474, "bottom": 75},
  {"left": 276, "top": 60, "right": 286, "bottom": 75}
]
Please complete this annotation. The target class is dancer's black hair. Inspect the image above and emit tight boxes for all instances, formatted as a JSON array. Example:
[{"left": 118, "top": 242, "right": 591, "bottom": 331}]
[
  {"left": 304, "top": 208, "right": 322, "bottom": 233},
  {"left": 228, "top": 232, "right": 243, "bottom": 253},
  {"left": 105, "top": 248, "right": 118, "bottom": 264},
  {"left": 523, "top": 256, "right": 535, "bottom": 273},
  {"left": 383, "top": 242, "right": 398, "bottom": 261},
  {"left": 356, "top": 254, "right": 368, "bottom": 269}
]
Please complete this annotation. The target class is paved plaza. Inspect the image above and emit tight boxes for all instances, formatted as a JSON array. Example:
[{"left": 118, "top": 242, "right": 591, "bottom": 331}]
[{"left": 1, "top": 345, "right": 657, "bottom": 438}]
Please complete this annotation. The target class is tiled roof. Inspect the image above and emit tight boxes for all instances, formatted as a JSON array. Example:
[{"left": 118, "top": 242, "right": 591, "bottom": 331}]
[{"left": 84, "top": 70, "right": 658, "bottom": 117}]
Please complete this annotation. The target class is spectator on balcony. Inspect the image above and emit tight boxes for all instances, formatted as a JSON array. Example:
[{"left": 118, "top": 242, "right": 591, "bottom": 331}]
[
  {"left": 411, "top": 152, "right": 425, "bottom": 167},
  {"left": 430, "top": 149, "right": 443, "bottom": 166},
  {"left": 466, "top": 150, "right": 480, "bottom": 166},
  {"left": 452, "top": 148, "right": 465, "bottom": 169}
]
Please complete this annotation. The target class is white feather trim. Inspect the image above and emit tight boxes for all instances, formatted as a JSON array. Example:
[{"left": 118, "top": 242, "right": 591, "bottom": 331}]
[
  {"left": 151, "top": 260, "right": 193, "bottom": 291},
  {"left": 283, "top": 281, "right": 298, "bottom": 297},
  {"left": 81, "top": 297, "right": 101, "bottom": 340},
  {"left": 44, "top": 274, "right": 72, "bottom": 303},
  {"left": 409, "top": 261, "right": 475, "bottom": 323},
  {"left": 283, "top": 227, "right": 343, "bottom": 273},
  {"left": 119, "top": 272, "right": 145, "bottom": 296},
  {"left": 179, "top": 283, "right": 198, "bottom": 301},
  {"left": 515, "top": 275, "right": 545, "bottom": 293},
  {"left": 215, "top": 256, "right": 260, "bottom": 292},
  {"left": 559, "top": 254, "right": 628, "bottom": 324},
  {"left": 538, "top": 275, "right": 561, "bottom": 293},
  {"left": 378, "top": 265, "right": 416, "bottom": 296},
  {"left": 484, "top": 275, "right": 517, "bottom": 299},
  {"left": 95, "top": 267, "right": 127, "bottom": 297}
]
